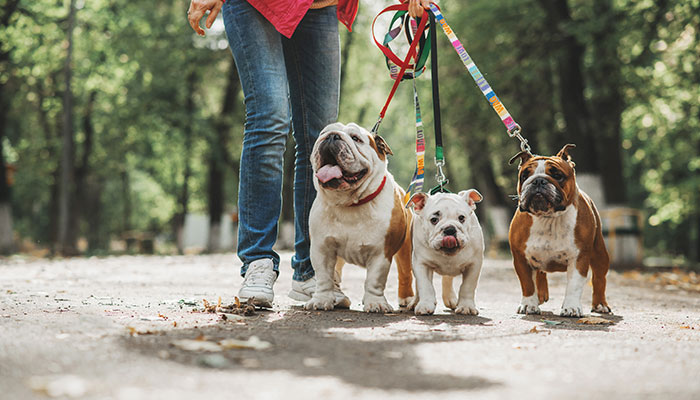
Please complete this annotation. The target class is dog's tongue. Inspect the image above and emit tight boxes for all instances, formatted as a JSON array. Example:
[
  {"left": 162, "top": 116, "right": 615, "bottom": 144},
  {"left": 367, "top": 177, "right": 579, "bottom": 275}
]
[
  {"left": 316, "top": 165, "right": 343, "bottom": 183},
  {"left": 442, "top": 236, "right": 458, "bottom": 249}
]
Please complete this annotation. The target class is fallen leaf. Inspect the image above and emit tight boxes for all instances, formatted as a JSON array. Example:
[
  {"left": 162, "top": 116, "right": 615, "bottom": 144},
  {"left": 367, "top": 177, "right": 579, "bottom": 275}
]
[
  {"left": 529, "top": 326, "right": 551, "bottom": 334},
  {"left": 541, "top": 319, "right": 563, "bottom": 326},
  {"left": 235, "top": 296, "right": 241, "bottom": 308},
  {"left": 577, "top": 316, "right": 614, "bottom": 325},
  {"left": 126, "top": 326, "right": 157, "bottom": 336}
]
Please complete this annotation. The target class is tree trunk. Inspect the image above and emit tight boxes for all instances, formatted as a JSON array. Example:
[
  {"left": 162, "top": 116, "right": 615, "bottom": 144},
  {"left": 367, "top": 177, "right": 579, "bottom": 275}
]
[
  {"left": 588, "top": 0, "right": 626, "bottom": 205},
  {"left": 76, "top": 91, "right": 99, "bottom": 249},
  {"left": 58, "top": 0, "right": 78, "bottom": 255},
  {"left": 175, "top": 71, "right": 197, "bottom": 254},
  {"left": 207, "top": 61, "right": 239, "bottom": 252},
  {"left": 0, "top": 0, "right": 21, "bottom": 255},
  {"left": 538, "top": 0, "right": 598, "bottom": 173}
]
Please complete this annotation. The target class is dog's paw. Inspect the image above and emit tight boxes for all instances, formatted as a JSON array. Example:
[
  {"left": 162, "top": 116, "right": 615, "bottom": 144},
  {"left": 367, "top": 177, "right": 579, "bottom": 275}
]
[
  {"left": 517, "top": 304, "right": 541, "bottom": 315},
  {"left": 560, "top": 305, "right": 583, "bottom": 318},
  {"left": 398, "top": 296, "right": 415, "bottom": 308},
  {"left": 304, "top": 293, "right": 335, "bottom": 311},
  {"left": 442, "top": 294, "right": 458, "bottom": 310},
  {"left": 592, "top": 303, "right": 612, "bottom": 314},
  {"left": 414, "top": 300, "right": 436, "bottom": 316},
  {"left": 517, "top": 295, "right": 541, "bottom": 315},
  {"left": 455, "top": 299, "right": 478, "bottom": 315},
  {"left": 363, "top": 295, "right": 393, "bottom": 313}
]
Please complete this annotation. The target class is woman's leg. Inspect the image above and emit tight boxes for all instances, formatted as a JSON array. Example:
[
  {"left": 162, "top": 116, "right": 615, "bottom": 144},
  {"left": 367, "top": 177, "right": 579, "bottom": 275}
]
[
  {"left": 282, "top": 6, "right": 341, "bottom": 282},
  {"left": 223, "top": 0, "right": 291, "bottom": 276}
]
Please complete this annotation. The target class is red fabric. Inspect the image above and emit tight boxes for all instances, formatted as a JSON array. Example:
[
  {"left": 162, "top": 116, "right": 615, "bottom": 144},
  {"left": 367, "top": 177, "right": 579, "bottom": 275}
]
[{"left": 247, "top": 0, "right": 359, "bottom": 39}]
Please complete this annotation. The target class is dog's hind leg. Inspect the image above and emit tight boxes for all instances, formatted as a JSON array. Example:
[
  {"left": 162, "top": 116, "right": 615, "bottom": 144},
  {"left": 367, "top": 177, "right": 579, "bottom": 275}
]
[
  {"left": 441, "top": 276, "right": 458, "bottom": 310},
  {"left": 536, "top": 271, "right": 549, "bottom": 304},
  {"left": 396, "top": 238, "right": 414, "bottom": 307}
]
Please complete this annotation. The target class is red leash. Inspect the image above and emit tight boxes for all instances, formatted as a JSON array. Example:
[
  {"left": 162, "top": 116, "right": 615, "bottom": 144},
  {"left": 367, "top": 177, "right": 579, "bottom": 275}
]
[{"left": 370, "top": 4, "right": 430, "bottom": 132}]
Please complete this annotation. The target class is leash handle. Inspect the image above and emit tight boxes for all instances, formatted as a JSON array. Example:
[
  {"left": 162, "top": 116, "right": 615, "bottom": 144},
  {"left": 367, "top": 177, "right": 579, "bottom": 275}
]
[{"left": 371, "top": 4, "right": 430, "bottom": 133}]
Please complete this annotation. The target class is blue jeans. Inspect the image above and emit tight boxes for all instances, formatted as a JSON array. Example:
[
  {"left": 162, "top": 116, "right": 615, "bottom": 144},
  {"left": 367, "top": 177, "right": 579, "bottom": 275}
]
[{"left": 222, "top": 0, "right": 340, "bottom": 281}]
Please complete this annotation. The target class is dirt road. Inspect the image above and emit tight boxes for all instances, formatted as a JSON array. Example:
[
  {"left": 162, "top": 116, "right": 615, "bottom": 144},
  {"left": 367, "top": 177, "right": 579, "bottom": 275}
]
[{"left": 1, "top": 253, "right": 698, "bottom": 399}]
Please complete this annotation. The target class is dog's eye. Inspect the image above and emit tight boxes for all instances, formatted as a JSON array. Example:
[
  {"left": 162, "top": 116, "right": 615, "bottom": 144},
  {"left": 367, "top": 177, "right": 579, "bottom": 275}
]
[
  {"left": 458, "top": 215, "right": 466, "bottom": 223},
  {"left": 430, "top": 217, "right": 439, "bottom": 225},
  {"left": 520, "top": 171, "right": 530, "bottom": 182},
  {"left": 551, "top": 171, "right": 565, "bottom": 181},
  {"left": 351, "top": 135, "right": 361, "bottom": 143}
]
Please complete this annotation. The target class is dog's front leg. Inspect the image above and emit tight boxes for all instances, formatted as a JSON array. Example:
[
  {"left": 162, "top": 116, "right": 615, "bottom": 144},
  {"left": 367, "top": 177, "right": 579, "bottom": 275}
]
[
  {"left": 362, "top": 257, "right": 393, "bottom": 313},
  {"left": 560, "top": 255, "right": 589, "bottom": 317},
  {"left": 455, "top": 261, "right": 482, "bottom": 315},
  {"left": 412, "top": 259, "right": 436, "bottom": 315},
  {"left": 304, "top": 246, "right": 336, "bottom": 311}
]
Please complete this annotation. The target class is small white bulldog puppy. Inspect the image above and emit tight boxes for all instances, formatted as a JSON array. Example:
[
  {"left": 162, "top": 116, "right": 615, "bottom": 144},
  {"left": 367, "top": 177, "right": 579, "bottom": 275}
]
[
  {"left": 305, "top": 122, "right": 414, "bottom": 312},
  {"left": 407, "top": 190, "right": 485, "bottom": 315}
]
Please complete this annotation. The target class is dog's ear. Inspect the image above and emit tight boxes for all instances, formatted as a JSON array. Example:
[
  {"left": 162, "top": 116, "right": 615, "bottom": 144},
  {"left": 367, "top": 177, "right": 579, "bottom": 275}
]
[
  {"left": 509, "top": 150, "right": 533, "bottom": 167},
  {"left": 556, "top": 144, "right": 576, "bottom": 162},
  {"left": 459, "top": 189, "right": 483, "bottom": 210},
  {"left": 407, "top": 192, "right": 429, "bottom": 213},
  {"left": 373, "top": 135, "right": 393, "bottom": 157}
]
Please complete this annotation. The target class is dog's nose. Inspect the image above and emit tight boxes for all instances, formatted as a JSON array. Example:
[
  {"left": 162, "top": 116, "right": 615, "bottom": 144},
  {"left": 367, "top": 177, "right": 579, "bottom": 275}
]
[
  {"left": 532, "top": 177, "right": 548, "bottom": 187},
  {"left": 328, "top": 133, "right": 340, "bottom": 142},
  {"left": 443, "top": 226, "right": 457, "bottom": 236}
]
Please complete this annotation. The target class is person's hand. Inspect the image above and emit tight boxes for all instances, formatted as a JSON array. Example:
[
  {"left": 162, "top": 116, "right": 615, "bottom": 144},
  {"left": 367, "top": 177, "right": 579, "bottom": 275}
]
[
  {"left": 187, "top": 0, "right": 224, "bottom": 36},
  {"left": 407, "top": 0, "right": 432, "bottom": 19}
]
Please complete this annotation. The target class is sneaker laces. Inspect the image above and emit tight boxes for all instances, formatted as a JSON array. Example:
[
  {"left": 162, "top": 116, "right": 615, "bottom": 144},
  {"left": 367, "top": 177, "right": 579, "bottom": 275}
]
[{"left": 244, "top": 263, "right": 276, "bottom": 287}]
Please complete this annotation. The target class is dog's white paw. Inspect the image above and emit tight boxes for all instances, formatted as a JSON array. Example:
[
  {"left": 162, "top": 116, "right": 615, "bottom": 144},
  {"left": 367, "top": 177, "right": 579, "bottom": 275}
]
[
  {"left": 455, "top": 300, "right": 478, "bottom": 315},
  {"left": 414, "top": 300, "right": 436, "bottom": 315},
  {"left": 592, "top": 303, "right": 612, "bottom": 314},
  {"left": 517, "top": 295, "right": 541, "bottom": 315},
  {"left": 363, "top": 295, "right": 393, "bottom": 313},
  {"left": 398, "top": 296, "right": 415, "bottom": 308},
  {"left": 560, "top": 305, "right": 583, "bottom": 318},
  {"left": 443, "top": 294, "right": 458, "bottom": 310},
  {"left": 304, "top": 293, "right": 335, "bottom": 311},
  {"left": 517, "top": 304, "right": 541, "bottom": 315}
]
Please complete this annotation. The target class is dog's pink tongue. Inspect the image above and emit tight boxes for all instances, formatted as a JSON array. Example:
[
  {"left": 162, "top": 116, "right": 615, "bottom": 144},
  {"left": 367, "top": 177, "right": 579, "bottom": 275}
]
[
  {"left": 442, "top": 236, "right": 458, "bottom": 249},
  {"left": 316, "top": 165, "right": 343, "bottom": 183}
]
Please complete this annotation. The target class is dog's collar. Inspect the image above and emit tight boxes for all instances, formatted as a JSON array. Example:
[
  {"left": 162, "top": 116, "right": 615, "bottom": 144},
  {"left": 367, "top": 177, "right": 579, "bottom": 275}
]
[{"left": 351, "top": 175, "right": 387, "bottom": 207}]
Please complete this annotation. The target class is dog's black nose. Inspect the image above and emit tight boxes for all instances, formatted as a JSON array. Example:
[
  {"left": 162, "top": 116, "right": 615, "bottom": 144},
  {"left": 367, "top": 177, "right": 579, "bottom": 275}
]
[
  {"left": 443, "top": 226, "right": 457, "bottom": 236},
  {"left": 532, "top": 177, "right": 548, "bottom": 187}
]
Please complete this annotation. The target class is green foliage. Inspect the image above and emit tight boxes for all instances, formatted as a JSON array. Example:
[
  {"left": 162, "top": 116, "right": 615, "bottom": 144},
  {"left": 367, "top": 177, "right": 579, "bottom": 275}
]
[{"left": 1, "top": 0, "right": 698, "bottom": 260}]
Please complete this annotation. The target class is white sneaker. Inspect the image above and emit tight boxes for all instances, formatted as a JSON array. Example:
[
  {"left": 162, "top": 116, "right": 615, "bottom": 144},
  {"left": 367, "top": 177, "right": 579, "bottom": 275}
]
[
  {"left": 288, "top": 276, "right": 351, "bottom": 309},
  {"left": 238, "top": 259, "right": 277, "bottom": 308}
]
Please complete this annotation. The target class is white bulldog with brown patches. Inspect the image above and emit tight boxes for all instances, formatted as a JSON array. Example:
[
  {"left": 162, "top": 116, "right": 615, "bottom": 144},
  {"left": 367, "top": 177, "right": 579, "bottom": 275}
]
[
  {"left": 407, "top": 190, "right": 485, "bottom": 316},
  {"left": 508, "top": 144, "right": 611, "bottom": 318},
  {"left": 305, "top": 123, "right": 414, "bottom": 312}
]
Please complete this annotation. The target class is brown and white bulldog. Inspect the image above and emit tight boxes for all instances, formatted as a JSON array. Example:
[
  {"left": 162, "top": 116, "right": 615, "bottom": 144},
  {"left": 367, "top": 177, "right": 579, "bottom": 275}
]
[
  {"left": 508, "top": 144, "right": 611, "bottom": 317},
  {"left": 304, "top": 122, "right": 414, "bottom": 312}
]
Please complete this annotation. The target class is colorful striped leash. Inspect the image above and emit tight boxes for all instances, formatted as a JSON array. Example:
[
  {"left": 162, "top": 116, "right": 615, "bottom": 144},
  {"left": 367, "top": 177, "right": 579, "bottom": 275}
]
[{"left": 428, "top": 3, "right": 531, "bottom": 154}]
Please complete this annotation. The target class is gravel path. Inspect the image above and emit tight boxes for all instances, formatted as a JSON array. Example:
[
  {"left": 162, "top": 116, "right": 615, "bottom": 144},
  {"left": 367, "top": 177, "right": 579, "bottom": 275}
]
[{"left": 1, "top": 253, "right": 698, "bottom": 399}]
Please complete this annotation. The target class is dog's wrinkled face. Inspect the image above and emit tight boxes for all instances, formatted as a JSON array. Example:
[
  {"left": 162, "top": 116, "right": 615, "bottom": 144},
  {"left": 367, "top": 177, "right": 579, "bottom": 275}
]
[
  {"left": 511, "top": 144, "right": 577, "bottom": 216},
  {"left": 409, "top": 190, "right": 482, "bottom": 255},
  {"left": 312, "top": 122, "right": 391, "bottom": 191}
]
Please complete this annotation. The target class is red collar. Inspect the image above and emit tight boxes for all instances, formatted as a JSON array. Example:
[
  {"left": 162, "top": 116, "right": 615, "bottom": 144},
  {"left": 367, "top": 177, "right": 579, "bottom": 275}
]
[{"left": 351, "top": 175, "right": 387, "bottom": 207}]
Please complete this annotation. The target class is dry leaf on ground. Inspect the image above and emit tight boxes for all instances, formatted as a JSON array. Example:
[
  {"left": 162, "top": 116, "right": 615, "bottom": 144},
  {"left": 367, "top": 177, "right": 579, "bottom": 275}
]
[{"left": 577, "top": 316, "right": 614, "bottom": 325}]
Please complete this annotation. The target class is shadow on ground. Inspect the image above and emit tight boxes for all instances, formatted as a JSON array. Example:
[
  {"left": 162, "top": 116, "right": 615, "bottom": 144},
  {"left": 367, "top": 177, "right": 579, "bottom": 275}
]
[
  {"left": 521, "top": 311, "right": 624, "bottom": 332},
  {"left": 124, "top": 307, "right": 501, "bottom": 391}
]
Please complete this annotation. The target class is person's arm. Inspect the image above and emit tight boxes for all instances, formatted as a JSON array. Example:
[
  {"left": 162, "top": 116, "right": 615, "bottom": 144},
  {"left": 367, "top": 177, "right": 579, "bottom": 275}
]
[
  {"left": 187, "top": 0, "right": 225, "bottom": 36},
  {"left": 407, "top": 0, "right": 433, "bottom": 19}
]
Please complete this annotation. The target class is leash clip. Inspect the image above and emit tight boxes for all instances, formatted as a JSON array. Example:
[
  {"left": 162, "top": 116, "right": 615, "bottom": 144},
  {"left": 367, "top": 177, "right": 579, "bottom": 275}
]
[
  {"left": 435, "top": 157, "right": 448, "bottom": 188},
  {"left": 507, "top": 123, "right": 531, "bottom": 154},
  {"left": 370, "top": 116, "right": 383, "bottom": 135}
]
